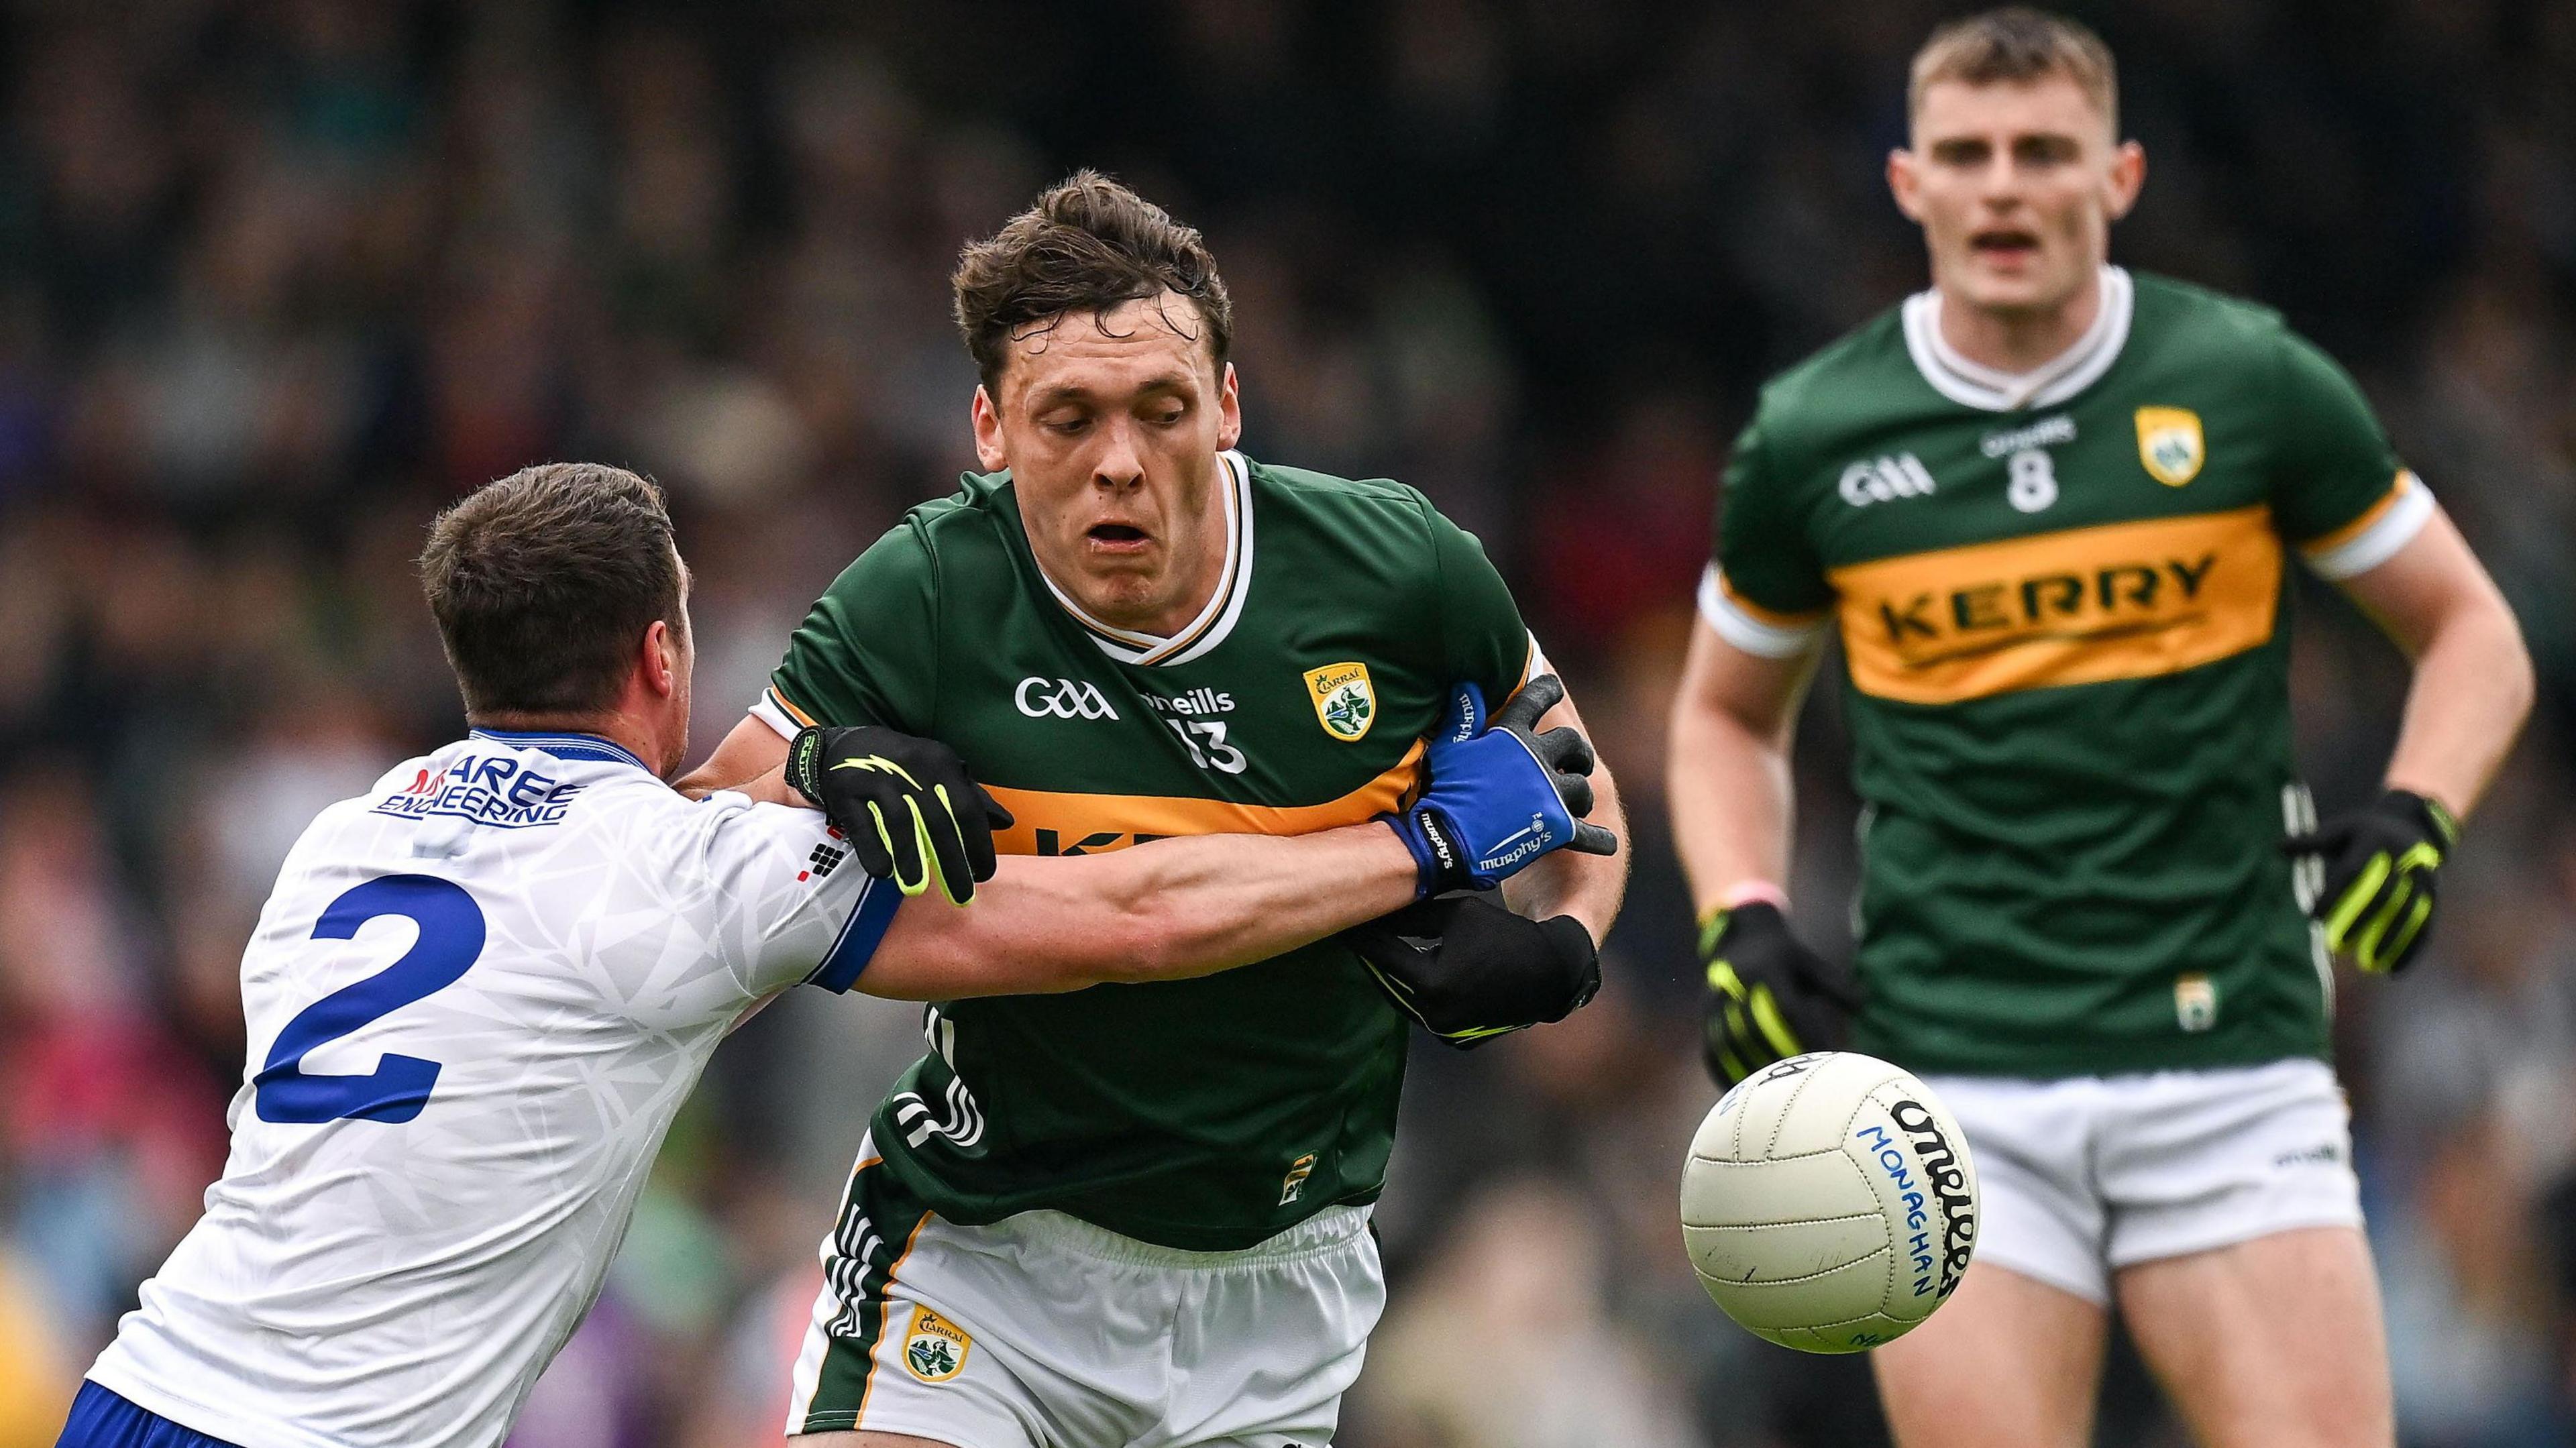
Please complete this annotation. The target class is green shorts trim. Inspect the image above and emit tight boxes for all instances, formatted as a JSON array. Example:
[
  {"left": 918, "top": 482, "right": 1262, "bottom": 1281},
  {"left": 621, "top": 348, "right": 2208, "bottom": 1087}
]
[{"left": 788, "top": 1146, "right": 933, "bottom": 1434}]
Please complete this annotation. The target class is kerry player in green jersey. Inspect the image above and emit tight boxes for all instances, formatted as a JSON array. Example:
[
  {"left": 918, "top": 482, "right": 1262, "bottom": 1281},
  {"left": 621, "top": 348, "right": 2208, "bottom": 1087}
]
[
  {"left": 1668, "top": 11, "right": 2532, "bottom": 1448},
  {"left": 682, "top": 175, "right": 1629, "bottom": 1447}
]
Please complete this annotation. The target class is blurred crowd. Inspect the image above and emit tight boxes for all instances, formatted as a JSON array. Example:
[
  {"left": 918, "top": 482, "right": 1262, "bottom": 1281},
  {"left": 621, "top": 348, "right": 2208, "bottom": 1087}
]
[{"left": 1, "top": 2, "right": 2573, "bottom": 1446}]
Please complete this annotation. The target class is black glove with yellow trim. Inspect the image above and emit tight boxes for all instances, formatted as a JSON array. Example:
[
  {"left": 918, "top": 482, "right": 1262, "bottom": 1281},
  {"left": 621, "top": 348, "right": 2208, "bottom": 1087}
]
[
  {"left": 2284, "top": 788, "right": 2458, "bottom": 975},
  {"left": 1699, "top": 902, "right": 1860, "bottom": 1087},
  {"left": 1347, "top": 895, "right": 1601, "bottom": 1049},
  {"left": 785, "top": 726, "right": 1014, "bottom": 905}
]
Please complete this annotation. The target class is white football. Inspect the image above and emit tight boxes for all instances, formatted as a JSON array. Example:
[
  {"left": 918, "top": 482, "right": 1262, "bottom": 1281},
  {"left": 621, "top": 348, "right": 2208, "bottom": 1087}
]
[{"left": 1680, "top": 1051, "right": 1978, "bottom": 1353}]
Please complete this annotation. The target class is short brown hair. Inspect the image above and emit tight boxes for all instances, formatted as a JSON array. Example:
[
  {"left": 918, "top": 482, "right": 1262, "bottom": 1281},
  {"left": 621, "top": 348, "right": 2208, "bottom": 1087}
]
[
  {"left": 951, "top": 170, "right": 1233, "bottom": 396},
  {"left": 419, "top": 463, "right": 682, "bottom": 717},
  {"left": 1909, "top": 8, "right": 2118, "bottom": 135}
]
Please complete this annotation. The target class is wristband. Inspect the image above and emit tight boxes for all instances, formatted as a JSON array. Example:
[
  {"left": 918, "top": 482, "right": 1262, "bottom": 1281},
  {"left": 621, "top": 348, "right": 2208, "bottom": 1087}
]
[{"left": 1703, "top": 879, "right": 1790, "bottom": 930}]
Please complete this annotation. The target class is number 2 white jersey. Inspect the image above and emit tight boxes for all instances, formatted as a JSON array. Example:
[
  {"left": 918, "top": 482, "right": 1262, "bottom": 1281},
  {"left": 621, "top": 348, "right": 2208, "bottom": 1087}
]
[{"left": 86, "top": 729, "right": 899, "bottom": 1448}]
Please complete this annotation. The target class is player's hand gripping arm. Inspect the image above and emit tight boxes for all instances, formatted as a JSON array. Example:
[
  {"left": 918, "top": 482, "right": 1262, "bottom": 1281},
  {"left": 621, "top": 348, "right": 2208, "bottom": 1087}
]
[
  {"left": 2286, "top": 509, "right": 2533, "bottom": 973},
  {"left": 781, "top": 725, "right": 1014, "bottom": 905},
  {"left": 1345, "top": 674, "right": 1622, "bottom": 1046},
  {"left": 855, "top": 683, "right": 1611, "bottom": 1001},
  {"left": 1666, "top": 615, "right": 1858, "bottom": 1085},
  {"left": 1491, "top": 676, "right": 1629, "bottom": 945},
  {"left": 684, "top": 718, "right": 1016, "bottom": 907}
]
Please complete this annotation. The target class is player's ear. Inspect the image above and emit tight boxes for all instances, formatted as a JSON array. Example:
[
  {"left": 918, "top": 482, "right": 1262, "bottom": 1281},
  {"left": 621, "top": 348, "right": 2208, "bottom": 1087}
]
[
  {"left": 2103, "top": 140, "right": 2146, "bottom": 221},
  {"left": 971, "top": 384, "right": 1009, "bottom": 471},
  {"left": 1215, "top": 362, "right": 1242, "bottom": 451},
  {"left": 1886, "top": 147, "right": 1925, "bottom": 221},
  {"left": 642, "top": 620, "right": 681, "bottom": 700}
]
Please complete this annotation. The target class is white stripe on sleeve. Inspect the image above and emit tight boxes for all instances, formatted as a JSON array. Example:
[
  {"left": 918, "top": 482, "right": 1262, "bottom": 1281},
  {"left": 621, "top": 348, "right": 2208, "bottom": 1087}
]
[
  {"left": 2302, "top": 474, "right": 2436, "bottom": 580},
  {"left": 1696, "top": 565, "right": 1829, "bottom": 658}
]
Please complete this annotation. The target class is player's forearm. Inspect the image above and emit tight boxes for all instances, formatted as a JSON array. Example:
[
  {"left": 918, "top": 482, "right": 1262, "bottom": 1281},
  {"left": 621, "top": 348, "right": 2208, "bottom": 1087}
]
[
  {"left": 861, "top": 824, "right": 1418, "bottom": 999},
  {"left": 1668, "top": 689, "right": 1797, "bottom": 918},
  {"left": 2381, "top": 592, "right": 2532, "bottom": 818},
  {"left": 677, "top": 714, "right": 792, "bottom": 799},
  {"left": 1500, "top": 759, "right": 1629, "bottom": 942},
  {"left": 1095, "top": 824, "right": 1422, "bottom": 980},
  {"left": 1494, "top": 686, "right": 1628, "bottom": 939},
  {"left": 2336, "top": 511, "right": 2535, "bottom": 820}
]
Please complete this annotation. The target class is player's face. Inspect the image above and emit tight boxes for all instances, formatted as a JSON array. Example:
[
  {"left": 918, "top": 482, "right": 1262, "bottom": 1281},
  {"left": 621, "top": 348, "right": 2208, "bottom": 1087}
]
[
  {"left": 1890, "top": 76, "right": 2145, "bottom": 317},
  {"left": 973, "top": 293, "right": 1243, "bottom": 634}
]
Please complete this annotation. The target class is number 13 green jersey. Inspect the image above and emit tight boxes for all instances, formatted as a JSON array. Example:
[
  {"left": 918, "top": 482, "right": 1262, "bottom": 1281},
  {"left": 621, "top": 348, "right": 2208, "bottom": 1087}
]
[{"left": 759, "top": 452, "right": 1535, "bottom": 1249}]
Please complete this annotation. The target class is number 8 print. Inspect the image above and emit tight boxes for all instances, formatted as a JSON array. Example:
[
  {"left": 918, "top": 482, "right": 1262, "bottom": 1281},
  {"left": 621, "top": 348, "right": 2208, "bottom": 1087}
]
[
  {"left": 254, "top": 875, "right": 486, "bottom": 1124},
  {"left": 2006, "top": 448, "right": 2059, "bottom": 514}
]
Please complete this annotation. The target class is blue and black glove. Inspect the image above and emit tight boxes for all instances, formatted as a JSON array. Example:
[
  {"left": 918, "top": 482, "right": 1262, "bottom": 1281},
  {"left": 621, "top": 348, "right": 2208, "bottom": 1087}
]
[
  {"left": 1348, "top": 895, "right": 1601, "bottom": 1049},
  {"left": 1383, "top": 673, "right": 1617, "bottom": 900},
  {"left": 2285, "top": 788, "right": 2459, "bottom": 975}
]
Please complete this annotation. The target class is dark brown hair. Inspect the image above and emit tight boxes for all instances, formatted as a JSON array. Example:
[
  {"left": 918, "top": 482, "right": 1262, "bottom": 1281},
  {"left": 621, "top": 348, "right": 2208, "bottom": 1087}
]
[
  {"left": 419, "top": 462, "right": 682, "bottom": 717},
  {"left": 1910, "top": 8, "right": 2118, "bottom": 135},
  {"left": 951, "top": 170, "right": 1233, "bottom": 395}
]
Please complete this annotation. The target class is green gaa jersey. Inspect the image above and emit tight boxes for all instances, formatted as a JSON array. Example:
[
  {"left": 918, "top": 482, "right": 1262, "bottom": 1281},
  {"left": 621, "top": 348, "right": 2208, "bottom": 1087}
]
[
  {"left": 1705, "top": 267, "right": 2433, "bottom": 1078},
  {"left": 755, "top": 451, "right": 1534, "bottom": 1249}
]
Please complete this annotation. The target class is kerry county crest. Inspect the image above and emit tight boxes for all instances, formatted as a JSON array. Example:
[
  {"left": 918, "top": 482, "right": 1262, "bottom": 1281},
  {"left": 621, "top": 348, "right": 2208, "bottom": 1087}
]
[
  {"left": 2134, "top": 406, "right": 2205, "bottom": 486},
  {"left": 902, "top": 1304, "right": 971, "bottom": 1384},
  {"left": 1303, "top": 662, "right": 1375, "bottom": 742}
]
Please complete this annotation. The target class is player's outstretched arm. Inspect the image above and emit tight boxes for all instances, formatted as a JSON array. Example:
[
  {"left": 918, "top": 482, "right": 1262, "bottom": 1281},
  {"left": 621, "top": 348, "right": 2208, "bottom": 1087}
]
[
  {"left": 853, "top": 822, "right": 1421, "bottom": 1000},
  {"left": 856, "top": 679, "right": 1613, "bottom": 1000}
]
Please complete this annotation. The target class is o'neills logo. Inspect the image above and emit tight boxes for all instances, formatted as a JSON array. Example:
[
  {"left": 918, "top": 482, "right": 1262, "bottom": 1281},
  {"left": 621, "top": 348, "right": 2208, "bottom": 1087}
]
[{"left": 1888, "top": 1098, "right": 1974, "bottom": 1299}]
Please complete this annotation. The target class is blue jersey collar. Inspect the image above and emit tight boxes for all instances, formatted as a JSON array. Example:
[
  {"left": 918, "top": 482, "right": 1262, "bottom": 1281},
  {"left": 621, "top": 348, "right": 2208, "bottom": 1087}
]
[{"left": 468, "top": 728, "right": 653, "bottom": 773}]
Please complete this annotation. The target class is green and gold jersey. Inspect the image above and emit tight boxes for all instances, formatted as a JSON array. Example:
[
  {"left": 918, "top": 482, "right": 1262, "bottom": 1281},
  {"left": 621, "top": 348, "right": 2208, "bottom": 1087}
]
[
  {"left": 757, "top": 451, "right": 1535, "bottom": 1250},
  {"left": 1706, "top": 268, "right": 2433, "bottom": 1078}
]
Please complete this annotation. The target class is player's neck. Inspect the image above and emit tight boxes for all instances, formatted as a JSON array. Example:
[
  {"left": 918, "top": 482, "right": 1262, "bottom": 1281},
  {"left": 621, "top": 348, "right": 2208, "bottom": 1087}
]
[
  {"left": 470, "top": 710, "right": 665, "bottom": 775},
  {"left": 1936, "top": 267, "right": 2104, "bottom": 375},
  {"left": 1035, "top": 457, "right": 1234, "bottom": 640}
]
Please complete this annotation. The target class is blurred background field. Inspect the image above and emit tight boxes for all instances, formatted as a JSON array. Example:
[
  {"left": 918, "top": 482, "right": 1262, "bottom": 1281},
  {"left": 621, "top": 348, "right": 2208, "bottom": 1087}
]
[{"left": 1, "top": 2, "right": 2573, "bottom": 1445}]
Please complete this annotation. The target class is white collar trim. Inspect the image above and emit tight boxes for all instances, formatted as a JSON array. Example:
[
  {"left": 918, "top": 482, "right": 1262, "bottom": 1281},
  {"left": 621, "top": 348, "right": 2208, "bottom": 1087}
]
[
  {"left": 1902, "top": 265, "right": 2133, "bottom": 412},
  {"left": 1038, "top": 450, "right": 1256, "bottom": 667}
]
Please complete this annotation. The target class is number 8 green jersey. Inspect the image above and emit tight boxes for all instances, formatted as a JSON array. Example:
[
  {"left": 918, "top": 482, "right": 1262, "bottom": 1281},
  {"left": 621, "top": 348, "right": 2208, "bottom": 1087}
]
[
  {"left": 760, "top": 451, "right": 1534, "bottom": 1250},
  {"left": 1707, "top": 268, "right": 2432, "bottom": 1078}
]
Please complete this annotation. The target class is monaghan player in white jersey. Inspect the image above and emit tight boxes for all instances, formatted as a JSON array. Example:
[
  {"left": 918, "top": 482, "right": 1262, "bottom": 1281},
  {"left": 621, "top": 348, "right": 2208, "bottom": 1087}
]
[{"left": 55, "top": 462, "right": 1611, "bottom": 1448}]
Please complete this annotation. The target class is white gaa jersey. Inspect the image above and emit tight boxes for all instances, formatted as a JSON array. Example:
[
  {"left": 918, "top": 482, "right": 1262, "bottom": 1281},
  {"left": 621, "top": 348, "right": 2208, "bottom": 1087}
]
[{"left": 87, "top": 729, "right": 898, "bottom": 1448}]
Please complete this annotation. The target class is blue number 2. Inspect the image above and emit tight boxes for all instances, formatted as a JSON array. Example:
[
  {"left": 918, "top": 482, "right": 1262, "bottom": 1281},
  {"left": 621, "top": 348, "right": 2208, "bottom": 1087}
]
[{"left": 254, "top": 875, "right": 487, "bottom": 1124}]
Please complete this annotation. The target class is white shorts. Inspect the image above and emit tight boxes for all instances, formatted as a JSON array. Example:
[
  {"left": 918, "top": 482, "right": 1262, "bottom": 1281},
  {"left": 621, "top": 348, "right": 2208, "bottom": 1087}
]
[
  {"left": 1925, "top": 1058, "right": 2364, "bottom": 1305},
  {"left": 786, "top": 1138, "right": 1384, "bottom": 1448}
]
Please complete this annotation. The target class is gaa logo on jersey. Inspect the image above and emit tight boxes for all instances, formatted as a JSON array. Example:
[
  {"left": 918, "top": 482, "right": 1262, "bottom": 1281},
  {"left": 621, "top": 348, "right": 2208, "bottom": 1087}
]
[
  {"left": 902, "top": 1304, "right": 971, "bottom": 1384},
  {"left": 1303, "top": 662, "right": 1376, "bottom": 742},
  {"left": 2135, "top": 406, "right": 2206, "bottom": 487}
]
